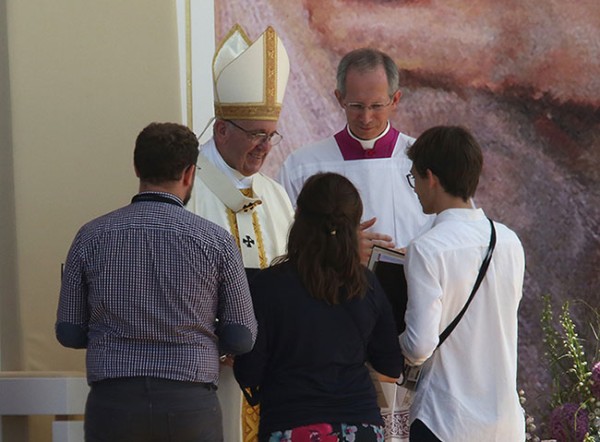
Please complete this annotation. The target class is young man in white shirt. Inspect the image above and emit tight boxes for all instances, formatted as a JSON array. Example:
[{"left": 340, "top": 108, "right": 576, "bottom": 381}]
[{"left": 400, "top": 126, "right": 525, "bottom": 441}]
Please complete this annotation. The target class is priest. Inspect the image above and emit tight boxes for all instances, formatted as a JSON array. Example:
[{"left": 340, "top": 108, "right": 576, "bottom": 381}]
[
  {"left": 279, "top": 48, "right": 432, "bottom": 253},
  {"left": 278, "top": 48, "right": 433, "bottom": 441}
]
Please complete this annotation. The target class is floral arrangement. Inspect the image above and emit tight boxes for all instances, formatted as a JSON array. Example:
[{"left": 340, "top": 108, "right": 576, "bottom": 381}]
[{"left": 535, "top": 295, "right": 600, "bottom": 442}]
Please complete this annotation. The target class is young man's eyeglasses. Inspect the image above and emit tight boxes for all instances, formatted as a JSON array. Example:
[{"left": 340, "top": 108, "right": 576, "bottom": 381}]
[
  {"left": 227, "top": 120, "right": 283, "bottom": 146},
  {"left": 406, "top": 173, "right": 415, "bottom": 189}
]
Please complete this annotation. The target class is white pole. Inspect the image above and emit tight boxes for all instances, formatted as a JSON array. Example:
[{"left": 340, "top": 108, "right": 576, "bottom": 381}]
[{"left": 176, "top": 0, "right": 215, "bottom": 141}]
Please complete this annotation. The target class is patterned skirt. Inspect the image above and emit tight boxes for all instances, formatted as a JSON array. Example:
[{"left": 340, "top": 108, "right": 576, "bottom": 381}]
[{"left": 266, "top": 422, "right": 385, "bottom": 442}]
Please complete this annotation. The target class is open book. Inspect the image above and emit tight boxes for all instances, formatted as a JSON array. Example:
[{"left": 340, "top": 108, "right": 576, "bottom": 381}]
[{"left": 368, "top": 245, "right": 408, "bottom": 334}]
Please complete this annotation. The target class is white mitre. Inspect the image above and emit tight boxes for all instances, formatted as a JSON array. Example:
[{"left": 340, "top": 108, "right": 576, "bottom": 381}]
[{"left": 213, "top": 24, "right": 290, "bottom": 121}]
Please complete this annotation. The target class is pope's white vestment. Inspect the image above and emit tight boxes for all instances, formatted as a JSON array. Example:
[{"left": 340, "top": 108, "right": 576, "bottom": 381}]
[{"left": 188, "top": 138, "right": 294, "bottom": 442}]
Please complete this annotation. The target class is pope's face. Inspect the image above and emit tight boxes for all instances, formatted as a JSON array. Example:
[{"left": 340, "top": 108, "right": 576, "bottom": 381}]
[
  {"left": 217, "top": 119, "right": 279, "bottom": 176},
  {"left": 336, "top": 65, "right": 400, "bottom": 140}
]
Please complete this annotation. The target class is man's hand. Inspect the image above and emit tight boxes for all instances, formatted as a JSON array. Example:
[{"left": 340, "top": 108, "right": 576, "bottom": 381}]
[
  {"left": 359, "top": 217, "right": 395, "bottom": 265},
  {"left": 219, "top": 354, "right": 234, "bottom": 367}
]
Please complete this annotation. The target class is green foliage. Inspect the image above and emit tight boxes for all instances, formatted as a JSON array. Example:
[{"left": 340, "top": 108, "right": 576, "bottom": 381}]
[
  {"left": 541, "top": 296, "right": 598, "bottom": 407},
  {"left": 539, "top": 295, "right": 600, "bottom": 441}
]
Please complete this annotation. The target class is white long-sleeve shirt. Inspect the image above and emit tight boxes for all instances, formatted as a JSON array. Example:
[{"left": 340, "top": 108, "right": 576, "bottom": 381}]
[{"left": 399, "top": 208, "right": 525, "bottom": 442}]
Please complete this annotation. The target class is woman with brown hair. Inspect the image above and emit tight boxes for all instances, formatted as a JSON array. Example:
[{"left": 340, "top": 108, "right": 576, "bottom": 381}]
[{"left": 234, "top": 172, "right": 403, "bottom": 442}]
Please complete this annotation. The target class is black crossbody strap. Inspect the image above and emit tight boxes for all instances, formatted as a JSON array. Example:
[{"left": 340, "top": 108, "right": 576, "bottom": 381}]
[{"left": 437, "top": 217, "right": 496, "bottom": 348}]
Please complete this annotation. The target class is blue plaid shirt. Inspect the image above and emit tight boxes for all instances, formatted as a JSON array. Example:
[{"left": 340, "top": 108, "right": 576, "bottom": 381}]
[{"left": 56, "top": 191, "right": 256, "bottom": 385}]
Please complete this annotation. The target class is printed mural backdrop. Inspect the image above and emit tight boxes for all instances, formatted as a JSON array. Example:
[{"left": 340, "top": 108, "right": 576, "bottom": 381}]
[{"left": 215, "top": 0, "right": 600, "bottom": 428}]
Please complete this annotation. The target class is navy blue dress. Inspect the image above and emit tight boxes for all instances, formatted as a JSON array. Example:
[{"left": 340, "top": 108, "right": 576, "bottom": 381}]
[{"left": 234, "top": 261, "right": 403, "bottom": 439}]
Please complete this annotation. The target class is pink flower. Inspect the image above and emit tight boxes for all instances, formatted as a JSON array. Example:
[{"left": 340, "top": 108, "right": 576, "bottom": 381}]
[
  {"left": 292, "top": 424, "right": 337, "bottom": 442},
  {"left": 549, "top": 403, "right": 589, "bottom": 442},
  {"left": 591, "top": 361, "right": 600, "bottom": 399}
]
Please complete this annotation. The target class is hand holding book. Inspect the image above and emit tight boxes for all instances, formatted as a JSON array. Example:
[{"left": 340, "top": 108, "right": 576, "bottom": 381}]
[{"left": 359, "top": 217, "right": 395, "bottom": 265}]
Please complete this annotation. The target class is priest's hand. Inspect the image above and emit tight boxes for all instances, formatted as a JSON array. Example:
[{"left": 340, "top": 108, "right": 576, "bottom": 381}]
[{"left": 359, "top": 217, "right": 395, "bottom": 265}]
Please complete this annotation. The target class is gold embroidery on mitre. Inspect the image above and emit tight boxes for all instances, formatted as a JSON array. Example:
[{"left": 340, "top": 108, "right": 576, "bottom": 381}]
[
  {"left": 213, "top": 24, "right": 252, "bottom": 66},
  {"left": 214, "top": 104, "right": 281, "bottom": 121},
  {"left": 212, "top": 24, "right": 252, "bottom": 121},
  {"left": 213, "top": 26, "right": 282, "bottom": 121},
  {"left": 264, "top": 26, "right": 277, "bottom": 109}
]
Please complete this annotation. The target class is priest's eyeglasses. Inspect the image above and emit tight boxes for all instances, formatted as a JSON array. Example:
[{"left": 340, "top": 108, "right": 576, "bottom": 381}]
[
  {"left": 406, "top": 173, "right": 415, "bottom": 189},
  {"left": 344, "top": 97, "right": 394, "bottom": 113},
  {"left": 227, "top": 120, "right": 283, "bottom": 146}
]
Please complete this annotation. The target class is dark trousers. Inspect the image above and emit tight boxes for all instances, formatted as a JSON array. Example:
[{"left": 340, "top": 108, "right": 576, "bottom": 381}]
[
  {"left": 85, "top": 376, "right": 222, "bottom": 442},
  {"left": 410, "top": 419, "right": 442, "bottom": 442}
]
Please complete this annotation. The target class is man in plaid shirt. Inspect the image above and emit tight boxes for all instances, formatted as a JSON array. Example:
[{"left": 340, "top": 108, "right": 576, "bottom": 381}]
[{"left": 56, "top": 122, "right": 257, "bottom": 442}]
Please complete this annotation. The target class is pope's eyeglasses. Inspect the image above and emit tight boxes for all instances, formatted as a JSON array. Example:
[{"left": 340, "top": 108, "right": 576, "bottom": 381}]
[{"left": 227, "top": 120, "right": 283, "bottom": 146}]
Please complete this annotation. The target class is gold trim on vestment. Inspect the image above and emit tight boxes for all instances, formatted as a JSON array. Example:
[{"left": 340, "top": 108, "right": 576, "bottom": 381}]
[
  {"left": 240, "top": 186, "right": 263, "bottom": 441},
  {"left": 242, "top": 402, "right": 260, "bottom": 442},
  {"left": 225, "top": 188, "right": 267, "bottom": 271},
  {"left": 226, "top": 208, "right": 240, "bottom": 249},
  {"left": 239, "top": 187, "right": 253, "bottom": 201},
  {"left": 239, "top": 188, "right": 267, "bottom": 270},
  {"left": 252, "top": 211, "right": 268, "bottom": 269}
]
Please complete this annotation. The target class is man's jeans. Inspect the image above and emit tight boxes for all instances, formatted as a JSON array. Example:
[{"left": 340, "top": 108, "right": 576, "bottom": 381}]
[{"left": 85, "top": 376, "right": 222, "bottom": 442}]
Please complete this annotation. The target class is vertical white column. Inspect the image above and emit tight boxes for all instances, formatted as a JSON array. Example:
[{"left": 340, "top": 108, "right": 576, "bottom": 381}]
[{"left": 177, "top": 0, "right": 215, "bottom": 142}]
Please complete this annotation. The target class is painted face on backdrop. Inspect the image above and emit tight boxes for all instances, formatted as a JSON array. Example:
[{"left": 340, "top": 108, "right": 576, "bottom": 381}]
[
  {"left": 218, "top": 119, "right": 280, "bottom": 176},
  {"left": 305, "top": 0, "right": 600, "bottom": 107},
  {"left": 335, "top": 66, "right": 400, "bottom": 140}
]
